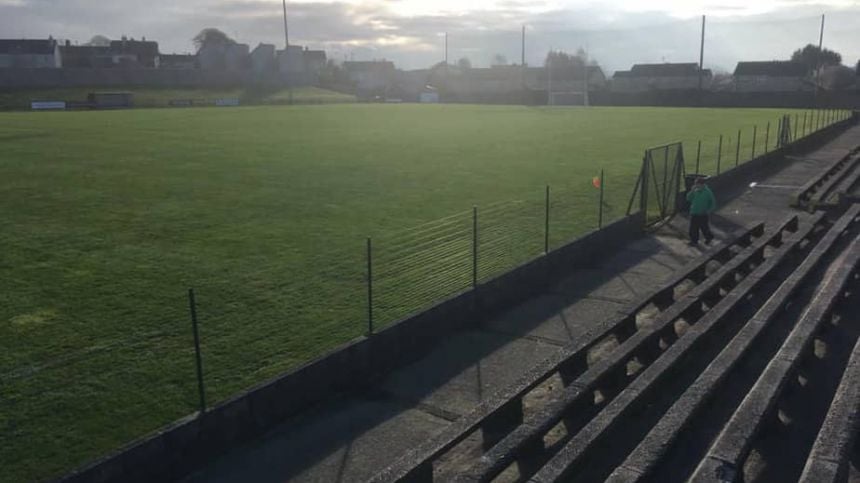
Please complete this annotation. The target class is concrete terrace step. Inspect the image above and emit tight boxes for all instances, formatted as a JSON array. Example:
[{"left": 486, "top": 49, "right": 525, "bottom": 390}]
[
  {"left": 523, "top": 214, "right": 831, "bottom": 483},
  {"left": 455, "top": 217, "right": 805, "bottom": 482},
  {"left": 366, "top": 223, "right": 769, "bottom": 483},
  {"left": 604, "top": 210, "right": 849, "bottom": 483},
  {"left": 691, "top": 205, "right": 860, "bottom": 483},
  {"left": 793, "top": 146, "right": 860, "bottom": 210}
]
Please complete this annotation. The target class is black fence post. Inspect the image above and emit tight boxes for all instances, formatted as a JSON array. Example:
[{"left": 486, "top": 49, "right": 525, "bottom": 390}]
[
  {"left": 793, "top": 114, "right": 798, "bottom": 142},
  {"left": 695, "top": 140, "right": 701, "bottom": 174},
  {"left": 802, "top": 111, "right": 808, "bottom": 137},
  {"left": 751, "top": 125, "right": 757, "bottom": 159},
  {"left": 598, "top": 169, "right": 605, "bottom": 229},
  {"left": 764, "top": 122, "right": 770, "bottom": 153},
  {"left": 472, "top": 206, "right": 478, "bottom": 289},
  {"left": 366, "top": 237, "right": 373, "bottom": 335},
  {"left": 735, "top": 129, "right": 741, "bottom": 167},
  {"left": 544, "top": 186, "right": 550, "bottom": 254},
  {"left": 716, "top": 134, "right": 723, "bottom": 175},
  {"left": 188, "top": 288, "right": 206, "bottom": 415},
  {"left": 816, "top": 109, "right": 821, "bottom": 131}
]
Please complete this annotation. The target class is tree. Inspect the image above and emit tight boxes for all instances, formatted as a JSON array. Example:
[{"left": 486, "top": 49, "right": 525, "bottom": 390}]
[
  {"left": 790, "top": 44, "right": 842, "bottom": 74},
  {"left": 544, "top": 50, "right": 585, "bottom": 69},
  {"left": 491, "top": 54, "right": 508, "bottom": 66},
  {"left": 192, "top": 28, "right": 235, "bottom": 51},
  {"left": 457, "top": 57, "right": 472, "bottom": 70},
  {"left": 856, "top": 59, "right": 860, "bottom": 76},
  {"left": 86, "top": 35, "right": 111, "bottom": 47},
  {"left": 821, "top": 65, "right": 856, "bottom": 90}
]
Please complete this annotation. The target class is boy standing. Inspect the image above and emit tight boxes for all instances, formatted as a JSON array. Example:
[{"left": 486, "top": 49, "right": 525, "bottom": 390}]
[{"left": 687, "top": 177, "right": 716, "bottom": 245}]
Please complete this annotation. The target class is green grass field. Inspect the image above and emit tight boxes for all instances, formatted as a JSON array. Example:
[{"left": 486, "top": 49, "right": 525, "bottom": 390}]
[{"left": 0, "top": 104, "right": 833, "bottom": 481}]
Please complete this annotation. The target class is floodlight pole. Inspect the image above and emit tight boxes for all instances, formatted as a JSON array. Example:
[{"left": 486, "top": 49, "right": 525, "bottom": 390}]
[
  {"left": 521, "top": 25, "right": 526, "bottom": 67},
  {"left": 815, "top": 14, "right": 824, "bottom": 104},
  {"left": 283, "top": 0, "right": 293, "bottom": 104},
  {"left": 547, "top": 47, "right": 553, "bottom": 106},
  {"left": 698, "top": 15, "right": 706, "bottom": 93}
]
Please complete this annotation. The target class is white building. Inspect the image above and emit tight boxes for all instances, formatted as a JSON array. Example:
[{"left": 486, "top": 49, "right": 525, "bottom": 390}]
[{"left": 0, "top": 39, "right": 60, "bottom": 68}]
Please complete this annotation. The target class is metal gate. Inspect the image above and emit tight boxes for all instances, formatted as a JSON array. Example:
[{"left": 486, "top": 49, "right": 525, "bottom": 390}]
[{"left": 627, "top": 142, "right": 686, "bottom": 227}]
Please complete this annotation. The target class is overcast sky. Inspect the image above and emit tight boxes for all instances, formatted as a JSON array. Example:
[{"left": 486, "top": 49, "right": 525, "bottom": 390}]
[{"left": 1, "top": 0, "right": 859, "bottom": 73}]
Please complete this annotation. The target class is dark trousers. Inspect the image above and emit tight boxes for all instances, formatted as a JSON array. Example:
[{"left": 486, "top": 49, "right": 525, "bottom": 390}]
[{"left": 689, "top": 214, "right": 714, "bottom": 243}]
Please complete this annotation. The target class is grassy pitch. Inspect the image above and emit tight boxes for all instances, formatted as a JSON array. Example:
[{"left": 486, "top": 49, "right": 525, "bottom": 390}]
[{"left": 0, "top": 104, "right": 808, "bottom": 480}]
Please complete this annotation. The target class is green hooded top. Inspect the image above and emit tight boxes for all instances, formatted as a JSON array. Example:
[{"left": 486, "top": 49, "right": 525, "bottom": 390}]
[{"left": 687, "top": 185, "right": 716, "bottom": 215}]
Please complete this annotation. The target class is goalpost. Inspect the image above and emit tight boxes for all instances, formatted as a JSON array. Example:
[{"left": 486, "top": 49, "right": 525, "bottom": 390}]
[{"left": 548, "top": 91, "right": 588, "bottom": 106}]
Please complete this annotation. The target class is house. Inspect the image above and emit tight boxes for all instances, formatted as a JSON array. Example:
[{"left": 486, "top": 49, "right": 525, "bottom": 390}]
[
  {"left": 343, "top": 60, "right": 396, "bottom": 93},
  {"left": 277, "top": 45, "right": 305, "bottom": 75},
  {"left": 158, "top": 54, "right": 197, "bottom": 69},
  {"left": 303, "top": 48, "right": 327, "bottom": 77},
  {"left": 109, "top": 38, "right": 159, "bottom": 67},
  {"left": 198, "top": 42, "right": 250, "bottom": 71},
  {"left": 733, "top": 61, "right": 809, "bottom": 92},
  {"left": 59, "top": 44, "right": 114, "bottom": 68},
  {"left": 611, "top": 63, "right": 712, "bottom": 92},
  {"left": 0, "top": 39, "right": 60, "bottom": 68},
  {"left": 251, "top": 43, "right": 276, "bottom": 74}
]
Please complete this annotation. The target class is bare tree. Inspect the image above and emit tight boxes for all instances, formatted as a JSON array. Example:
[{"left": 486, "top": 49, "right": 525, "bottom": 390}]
[{"left": 491, "top": 54, "right": 508, "bottom": 66}]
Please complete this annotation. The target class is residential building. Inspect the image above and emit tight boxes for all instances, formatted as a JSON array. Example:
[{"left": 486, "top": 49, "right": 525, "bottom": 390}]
[
  {"left": 250, "top": 43, "right": 276, "bottom": 74},
  {"left": 611, "top": 63, "right": 712, "bottom": 92},
  {"left": 198, "top": 42, "right": 250, "bottom": 71},
  {"left": 733, "top": 61, "right": 809, "bottom": 92},
  {"left": 59, "top": 44, "right": 113, "bottom": 68},
  {"left": 0, "top": 39, "right": 60, "bottom": 68},
  {"left": 158, "top": 54, "right": 197, "bottom": 69},
  {"left": 109, "top": 38, "right": 159, "bottom": 68}
]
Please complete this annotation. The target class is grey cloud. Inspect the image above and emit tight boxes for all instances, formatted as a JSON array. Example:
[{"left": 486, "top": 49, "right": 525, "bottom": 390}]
[{"left": 0, "top": 0, "right": 858, "bottom": 71}]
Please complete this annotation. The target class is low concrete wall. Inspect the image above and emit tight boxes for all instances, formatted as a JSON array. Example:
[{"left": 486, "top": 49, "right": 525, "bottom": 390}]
[{"left": 61, "top": 212, "right": 645, "bottom": 483}]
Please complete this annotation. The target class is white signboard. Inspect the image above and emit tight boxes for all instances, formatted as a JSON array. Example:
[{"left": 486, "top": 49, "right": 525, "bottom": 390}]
[
  {"left": 31, "top": 101, "right": 66, "bottom": 110},
  {"left": 215, "top": 98, "right": 240, "bottom": 107}
]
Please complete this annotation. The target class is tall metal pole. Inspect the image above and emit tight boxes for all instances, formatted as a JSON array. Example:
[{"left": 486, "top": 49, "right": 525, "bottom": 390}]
[
  {"left": 698, "top": 15, "right": 706, "bottom": 93},
  {"left": 444, "top": 32, "right": 448, "bottom": 65},
  {"left": 816, "top": 14, "right": 825, "bottom": 103},
  {"left": 283, "top": 0, "right": 293, "bottom": 104},
  {"left": 547, "top": 47, "right": 553, "bottom": 106},
  {"left": 583, "top": 43, "right": 590, "bottom": 107},
  {"left": 522, "top": 25, "right": 526, "bottom": 67}
]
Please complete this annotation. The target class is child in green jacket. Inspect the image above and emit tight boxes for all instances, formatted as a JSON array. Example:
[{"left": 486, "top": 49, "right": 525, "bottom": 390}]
[{"left": 687, "top": 177, "right": 716, "bottom": 245}]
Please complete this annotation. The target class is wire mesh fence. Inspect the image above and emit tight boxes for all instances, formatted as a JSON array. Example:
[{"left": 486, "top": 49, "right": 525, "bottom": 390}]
[{"left": 689, "top": 108, "right": 850, "bottom": 176}]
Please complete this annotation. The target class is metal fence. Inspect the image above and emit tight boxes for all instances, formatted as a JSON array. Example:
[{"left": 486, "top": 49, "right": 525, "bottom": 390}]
[
  {"left": 691, "top": 108, "right": 852, "bottom": 177},
  {"left": 1, "top": 107, "right": 852, "bottom": 482}
]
